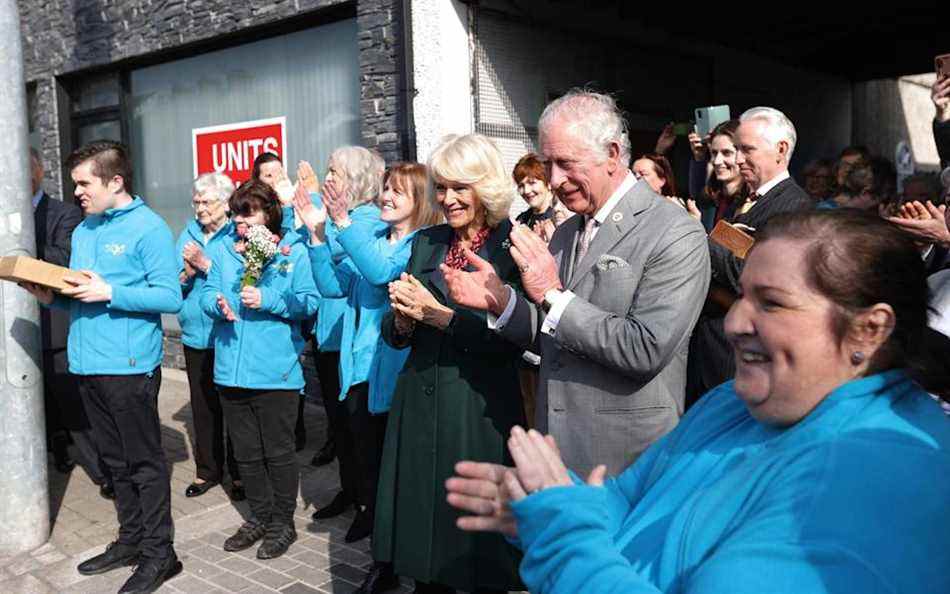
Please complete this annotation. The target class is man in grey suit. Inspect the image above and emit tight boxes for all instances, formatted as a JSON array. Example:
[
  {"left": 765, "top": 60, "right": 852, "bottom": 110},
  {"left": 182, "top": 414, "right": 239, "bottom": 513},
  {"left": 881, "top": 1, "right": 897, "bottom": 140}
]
[{"left": 442, "top": 90, "right": 710, "bottom": 475}]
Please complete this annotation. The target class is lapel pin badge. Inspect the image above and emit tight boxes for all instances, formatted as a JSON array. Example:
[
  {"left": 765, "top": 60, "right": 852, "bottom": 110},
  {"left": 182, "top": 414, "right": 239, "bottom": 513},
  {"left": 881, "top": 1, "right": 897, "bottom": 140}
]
[{"left": 612, "top": 212, "right": 623, "bottom": 222}]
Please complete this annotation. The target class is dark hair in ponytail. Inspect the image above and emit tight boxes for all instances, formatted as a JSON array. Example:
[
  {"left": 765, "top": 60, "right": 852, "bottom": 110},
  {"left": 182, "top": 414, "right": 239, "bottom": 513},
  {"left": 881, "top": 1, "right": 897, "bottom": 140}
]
[{"left": 754, "top": 208, "right": 950, "bottom": 401}]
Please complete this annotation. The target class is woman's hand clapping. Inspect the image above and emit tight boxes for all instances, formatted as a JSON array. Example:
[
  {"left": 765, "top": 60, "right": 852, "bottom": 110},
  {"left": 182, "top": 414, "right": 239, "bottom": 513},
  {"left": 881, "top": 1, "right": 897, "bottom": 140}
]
[
  {"left": 389, "top": 273, "right": 454, "bottom": 330},
  {"left": 446, "top": 427, "right": 607, "bottom": 537}
]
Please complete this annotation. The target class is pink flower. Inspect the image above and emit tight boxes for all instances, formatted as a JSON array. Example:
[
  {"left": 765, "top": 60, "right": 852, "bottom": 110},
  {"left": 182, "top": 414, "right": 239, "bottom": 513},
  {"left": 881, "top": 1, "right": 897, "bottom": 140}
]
[
  {"left": 234, "top": 240, "right": 246, "bottom": 254},
  {"left": 280, "top": 246, "right": 291, "bottom": 257}
]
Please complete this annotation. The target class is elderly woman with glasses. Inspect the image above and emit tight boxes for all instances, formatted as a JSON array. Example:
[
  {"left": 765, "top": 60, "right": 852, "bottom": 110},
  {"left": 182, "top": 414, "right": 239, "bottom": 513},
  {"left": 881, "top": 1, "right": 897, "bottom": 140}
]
[{"left": 176, "top": 172, "right": 244, "bottom": 501}]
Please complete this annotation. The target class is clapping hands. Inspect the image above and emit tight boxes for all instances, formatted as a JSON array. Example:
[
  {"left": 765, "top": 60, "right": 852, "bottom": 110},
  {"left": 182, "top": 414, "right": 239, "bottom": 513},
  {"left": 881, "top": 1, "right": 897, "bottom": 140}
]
[
  {"left": 446, "top": 427, "right": 607, "bottom": 538},
  {"left": 887, "top": 200, "right": 950, "bottom": 247}
]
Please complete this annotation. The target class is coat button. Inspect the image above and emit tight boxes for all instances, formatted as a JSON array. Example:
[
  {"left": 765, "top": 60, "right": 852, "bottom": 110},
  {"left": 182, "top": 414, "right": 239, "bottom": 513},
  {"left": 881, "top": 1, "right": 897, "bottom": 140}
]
[{"left": 425, "top": 386, "right": 434, "bottom": 395}]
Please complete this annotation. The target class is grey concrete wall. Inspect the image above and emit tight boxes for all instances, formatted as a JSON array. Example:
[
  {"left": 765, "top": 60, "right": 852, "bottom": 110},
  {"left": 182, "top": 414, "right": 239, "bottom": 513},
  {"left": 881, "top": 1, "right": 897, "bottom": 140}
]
[{"left": 18, "top": 0, "right": 407, "bottom": 198}]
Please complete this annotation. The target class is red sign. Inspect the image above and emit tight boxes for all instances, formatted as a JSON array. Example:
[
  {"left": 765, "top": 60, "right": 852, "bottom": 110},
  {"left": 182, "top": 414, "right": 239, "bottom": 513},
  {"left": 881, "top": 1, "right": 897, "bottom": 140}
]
[{"left": 192, "top": 117, "right": 287, "bottom": 184}]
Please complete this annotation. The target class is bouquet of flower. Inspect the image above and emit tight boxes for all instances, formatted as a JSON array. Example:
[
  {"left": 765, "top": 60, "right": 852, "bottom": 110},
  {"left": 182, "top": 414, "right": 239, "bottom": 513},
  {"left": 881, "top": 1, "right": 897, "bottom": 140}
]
[{"left": 240, "top": 224, "right": 279, "bottom": 287}]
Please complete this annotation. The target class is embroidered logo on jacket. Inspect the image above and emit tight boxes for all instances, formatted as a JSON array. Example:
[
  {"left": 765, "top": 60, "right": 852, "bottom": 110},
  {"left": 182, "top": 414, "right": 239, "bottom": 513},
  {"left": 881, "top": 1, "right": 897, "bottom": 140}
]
[{"left": 104, "top": 243, "right": 126, "bottom": 256}]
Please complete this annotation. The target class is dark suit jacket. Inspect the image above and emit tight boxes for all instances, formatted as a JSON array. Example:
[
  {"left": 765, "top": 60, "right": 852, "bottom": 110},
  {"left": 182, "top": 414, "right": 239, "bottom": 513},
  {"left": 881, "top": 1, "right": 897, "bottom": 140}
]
[
  {"left": 708, "top": 176, "right": 813, "bottom": 294},
  {"left": 688, "top": 176, "right": 812, "bottom": 405},
  {"left": 34, "top": 192, "right": 82, "bottom": 351}
]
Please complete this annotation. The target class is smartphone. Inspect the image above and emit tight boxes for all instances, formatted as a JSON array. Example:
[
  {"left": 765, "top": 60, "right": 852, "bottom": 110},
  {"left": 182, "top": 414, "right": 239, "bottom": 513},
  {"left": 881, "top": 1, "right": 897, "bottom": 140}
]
[
  {"left": 695, "top": 105, "right": 731, "bottom": 137},
  {"left": 937, "top": 54, "right": 950, "bottom": 79}
]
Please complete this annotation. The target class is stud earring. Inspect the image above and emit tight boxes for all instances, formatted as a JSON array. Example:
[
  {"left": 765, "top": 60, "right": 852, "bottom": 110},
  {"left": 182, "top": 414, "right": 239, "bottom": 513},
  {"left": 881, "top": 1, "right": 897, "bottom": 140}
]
[{"left": 850, "top": 351, "right": 866, "bottom": 365}]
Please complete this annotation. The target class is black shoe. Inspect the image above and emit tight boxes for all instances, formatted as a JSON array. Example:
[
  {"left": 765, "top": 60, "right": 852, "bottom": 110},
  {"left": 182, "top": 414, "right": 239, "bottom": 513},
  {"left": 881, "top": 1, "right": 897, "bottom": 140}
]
[
  {"left": 184, "top": 480, "right": 218, "bottom": 498},
  {"left": 76, "top": 541, "right": 139, "bottom": 576},
  {"left": 223, "top": 521, "right": 266, "bottom": 552},
  {"left": 118, "top": 553, "right": 183, "bottom": 593},
  {"left": 355, "top": 562, "right": 399, "bottom": 594},
  {"left": 99, "top": 483, "right": 116, "bottom": 500},
  {"left": 229, "top": 483, "right": 246, "bottom": 502},
  {"left": 345, "top": 508, "right": 374, "bottom": 543},
  {"left": 312, "top": 491, "right": 352, "bottom": 520},
  {"left": 54, "top": 457, "right": 76, "bottom": 474},
  {"left": 310, "top": 439, "right": 335, "bottom": 466},
  {"left": 256, "top": 524, "right": 297, "bottom": 559}
]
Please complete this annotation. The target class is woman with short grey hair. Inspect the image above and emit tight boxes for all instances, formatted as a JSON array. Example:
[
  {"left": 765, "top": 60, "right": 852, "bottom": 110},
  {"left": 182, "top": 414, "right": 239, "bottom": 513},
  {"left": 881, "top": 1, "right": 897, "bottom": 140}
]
[{"left": 176, "top": 172, "right": 244, "bottom": 500}]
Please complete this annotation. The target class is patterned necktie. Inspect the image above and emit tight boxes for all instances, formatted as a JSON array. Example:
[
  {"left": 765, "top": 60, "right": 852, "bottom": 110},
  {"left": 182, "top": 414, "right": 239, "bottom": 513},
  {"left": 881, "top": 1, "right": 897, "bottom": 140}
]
[
  {"left": 736, "top": 193, "right": 761, "bottom": 216},
  {"left": 574, "top": 216, "right": 597, "bottom": 269}
]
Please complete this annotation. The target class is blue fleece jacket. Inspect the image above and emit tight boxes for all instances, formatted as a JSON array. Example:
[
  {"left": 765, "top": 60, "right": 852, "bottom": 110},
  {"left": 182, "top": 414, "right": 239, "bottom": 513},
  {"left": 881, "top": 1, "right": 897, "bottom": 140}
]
[
  {"left": 313, "top": 202, "right": 387, "bottom": 352},
  {"left": 200, "top": 231, "right": 318, "bottom": 390},
  {"left": 308, "top": 220, "right": 416, "bottom": 412},
  {"left": 54, "top": 197, "right": 181, "bottom": 375},
  {"left": 175, "top": 219, "right": 233, "bottom": 350},
  {"left": 510, "top": 371, "right": 950, "bottom": 594}
]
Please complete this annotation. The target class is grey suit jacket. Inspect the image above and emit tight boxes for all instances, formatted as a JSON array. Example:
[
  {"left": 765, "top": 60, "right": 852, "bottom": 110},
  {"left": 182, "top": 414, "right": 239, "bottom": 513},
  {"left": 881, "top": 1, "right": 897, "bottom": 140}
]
[{"left": 498, "top": 181, "right": 710, "bottom": 475}]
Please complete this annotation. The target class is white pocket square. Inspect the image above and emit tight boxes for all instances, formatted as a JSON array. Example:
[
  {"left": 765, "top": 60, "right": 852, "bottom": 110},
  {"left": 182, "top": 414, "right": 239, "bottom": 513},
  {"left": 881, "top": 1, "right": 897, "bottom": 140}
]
[{"left": 596, "top": 254, "right": 629, "bottom": 271}]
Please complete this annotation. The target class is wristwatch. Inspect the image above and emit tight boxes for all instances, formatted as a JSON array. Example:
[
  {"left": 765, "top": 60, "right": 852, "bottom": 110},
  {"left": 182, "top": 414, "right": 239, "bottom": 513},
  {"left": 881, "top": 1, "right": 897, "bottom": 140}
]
[
  {"left": 336, "top": 217, "right": 352, "bottom": 230},
  {"left": 541, "top": 289, "right": 562, "bottom": 314}
]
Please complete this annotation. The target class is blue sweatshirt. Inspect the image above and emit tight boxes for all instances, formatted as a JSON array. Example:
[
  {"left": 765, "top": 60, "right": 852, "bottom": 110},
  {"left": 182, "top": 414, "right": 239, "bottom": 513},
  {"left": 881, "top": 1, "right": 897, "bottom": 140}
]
[
  {"left": 313, "top": 202, "right": 387, "bottom": 352},
  {"left": 309, "top": 221, "right": 416, "bottom": 412},
  {"left": 200, "top": 231, "right": 319, "bottom": 390},
  {"left": 175, "top": 219, "right": 233, "bottom": 350},
  {"left": 511, "top": 371, "right": 950, "bottom": 594},
  {"left": 55, "top": 197, "right": 181, "bottom": 375}
]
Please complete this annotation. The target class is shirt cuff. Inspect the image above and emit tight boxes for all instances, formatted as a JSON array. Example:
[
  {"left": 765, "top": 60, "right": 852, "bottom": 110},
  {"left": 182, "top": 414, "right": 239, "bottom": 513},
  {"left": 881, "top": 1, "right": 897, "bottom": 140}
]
[
  {"left": 541, "top": 290, "right": 576, "bottom": 337},
  {"left": 487, "top": 285, "right": 517, "bottom": 331}
]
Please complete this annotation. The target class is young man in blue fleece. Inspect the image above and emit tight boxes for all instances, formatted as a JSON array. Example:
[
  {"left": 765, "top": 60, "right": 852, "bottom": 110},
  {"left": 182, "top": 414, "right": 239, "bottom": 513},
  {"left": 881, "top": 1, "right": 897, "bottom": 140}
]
[{"left": 23, "top": 141, "right": 183, "bottom": 594}]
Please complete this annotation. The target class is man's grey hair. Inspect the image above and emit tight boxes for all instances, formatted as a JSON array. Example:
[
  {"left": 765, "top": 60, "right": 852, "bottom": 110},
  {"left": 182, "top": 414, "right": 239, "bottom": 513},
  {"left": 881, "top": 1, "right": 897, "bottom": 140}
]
[
  {"left": 539, "top": 89, "right": 631, "bottom": 165},
  {"left": 192, "top": 172, "right": 235, "bottom": 202},
  {"left": 740, "top": 106, "right": 798, "bottom": 161}
]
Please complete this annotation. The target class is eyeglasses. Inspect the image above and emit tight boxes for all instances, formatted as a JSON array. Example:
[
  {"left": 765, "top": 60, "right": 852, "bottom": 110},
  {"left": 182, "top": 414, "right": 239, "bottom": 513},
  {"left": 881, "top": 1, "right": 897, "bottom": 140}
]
[{"left": 192, "top": 200, "right": 220, "bottom": 211}]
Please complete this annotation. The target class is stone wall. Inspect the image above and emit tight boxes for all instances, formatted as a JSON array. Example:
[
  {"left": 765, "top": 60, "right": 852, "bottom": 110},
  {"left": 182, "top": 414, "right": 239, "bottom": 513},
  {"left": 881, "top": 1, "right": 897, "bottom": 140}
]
[{"left": 17, "top": 0, "right": 408, "bottom": 197}]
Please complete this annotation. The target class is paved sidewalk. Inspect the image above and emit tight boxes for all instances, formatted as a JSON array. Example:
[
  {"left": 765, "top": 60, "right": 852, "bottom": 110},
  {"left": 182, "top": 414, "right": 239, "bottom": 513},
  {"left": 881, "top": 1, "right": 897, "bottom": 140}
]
[{"left": 0, "top": 367, "right": 412, "bottom": 594}]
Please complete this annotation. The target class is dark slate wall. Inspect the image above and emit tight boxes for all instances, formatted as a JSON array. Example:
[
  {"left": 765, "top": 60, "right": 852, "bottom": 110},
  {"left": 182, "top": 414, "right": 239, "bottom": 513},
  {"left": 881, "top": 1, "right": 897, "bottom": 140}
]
[{"left": 18, "top": 0, "right": 407, "bottom": 198}]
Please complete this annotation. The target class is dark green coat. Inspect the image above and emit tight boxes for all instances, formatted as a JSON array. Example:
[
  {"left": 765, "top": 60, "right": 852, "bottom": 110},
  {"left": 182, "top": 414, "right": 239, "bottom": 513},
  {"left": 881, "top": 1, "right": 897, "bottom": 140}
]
[{"left": 373, "top": 220, "right": 525, "bottom": 591}]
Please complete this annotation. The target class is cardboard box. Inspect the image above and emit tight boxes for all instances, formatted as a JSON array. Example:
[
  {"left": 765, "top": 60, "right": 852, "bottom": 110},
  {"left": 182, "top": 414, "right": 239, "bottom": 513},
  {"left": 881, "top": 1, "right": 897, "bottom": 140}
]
[
  {"left": 709, "top": 220, "right": 755, "bottom": 259},
  {"left": 0, "top": 255, "right": 75, "bottom": 292}
]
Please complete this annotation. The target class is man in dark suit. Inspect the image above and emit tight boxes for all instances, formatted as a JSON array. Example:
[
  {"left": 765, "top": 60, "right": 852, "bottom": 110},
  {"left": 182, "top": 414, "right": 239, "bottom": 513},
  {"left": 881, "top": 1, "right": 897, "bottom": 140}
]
[
  {"left": 30, "top": 148, "right": 111, "bottom": 496},
  {"left": 686, "top": 107, "right": 813, "bottom": 406}
]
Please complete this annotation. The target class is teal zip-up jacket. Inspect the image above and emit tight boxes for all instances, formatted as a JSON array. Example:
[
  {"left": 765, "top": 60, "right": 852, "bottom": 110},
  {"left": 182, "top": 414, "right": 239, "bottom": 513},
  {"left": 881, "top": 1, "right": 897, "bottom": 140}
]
[
  {"left": 53, "top": 197, "right": 181, "bottom": 375},
  {"left": 510, "top": 371, "right": 950, "bottom": 594},
  {"left": 175, "top": 219, "right": 233, "bottom": 350},
  {"left": 313, "top": 202, "right": 387, "bottom": 352},
  {"left": 309, "top": 220, "right": 416, "bottom": 412},
  {"left": 200, "top": 230, "right": 319, "bottom": 390}
]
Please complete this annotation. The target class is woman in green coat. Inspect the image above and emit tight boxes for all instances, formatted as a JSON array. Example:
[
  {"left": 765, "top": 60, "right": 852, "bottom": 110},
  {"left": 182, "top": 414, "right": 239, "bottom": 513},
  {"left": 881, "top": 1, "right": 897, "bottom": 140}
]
[{"left": 368, "top": 134, "right": 525, "bottom": 594}]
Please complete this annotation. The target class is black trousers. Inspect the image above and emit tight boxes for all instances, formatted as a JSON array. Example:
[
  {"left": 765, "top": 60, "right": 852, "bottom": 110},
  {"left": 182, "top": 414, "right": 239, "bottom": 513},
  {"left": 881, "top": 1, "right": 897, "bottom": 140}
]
[
  {"left": 316, "top": 350, "right": 352, "bottom": 498},
  {"left": 340, "top": 382, "right": 387, "bottom": 515},
  {"left": 219, "top": 387, "right": 299, "bottom": 527},
  {"left": 79, "top": 369, "right": 173, "bottom": 559},
  {"left": 183, "top": 346, "right": 239, "bottom": 483},
  {"left": 44, "top": 348, "right": 107, "bottom": 484}
]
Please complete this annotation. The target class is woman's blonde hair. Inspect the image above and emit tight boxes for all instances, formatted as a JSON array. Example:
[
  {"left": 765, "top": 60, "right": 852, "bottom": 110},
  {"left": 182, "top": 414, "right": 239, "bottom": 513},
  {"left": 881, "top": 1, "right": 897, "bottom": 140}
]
[
  {"left": 328, "top": 146, "right": 385, "bottom": 209},
  {"left": 427, "top": 134, "right": 516, "bottom": 228},
  {"left": 384, "top": 162, "right": 443, "bottom": 231}
]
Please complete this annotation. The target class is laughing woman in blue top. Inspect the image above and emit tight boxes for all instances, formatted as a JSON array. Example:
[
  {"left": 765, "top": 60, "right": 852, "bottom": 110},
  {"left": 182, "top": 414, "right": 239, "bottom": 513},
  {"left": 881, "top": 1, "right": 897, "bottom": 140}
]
[
  {"left": 175, "top": 172, "right": 244, "bottom": 502},
  {"left": 295, "top": 162, "right": 442, "bottom": 552},
  {"left": 200, "top": 180, "right": 318, "bottom": 561},
  {"left": 305, "top": 146, "right": 389, "bottom": 520},
  {"left": 447, "top": 209, "right": 950, "bottom": 594}
]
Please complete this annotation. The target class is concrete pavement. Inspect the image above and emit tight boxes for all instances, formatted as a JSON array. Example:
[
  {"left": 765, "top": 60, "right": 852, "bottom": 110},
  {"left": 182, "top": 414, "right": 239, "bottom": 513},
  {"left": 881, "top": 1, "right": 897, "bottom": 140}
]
[{"left": 0, "top": 366, "right": 413, "bottom": 594}]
